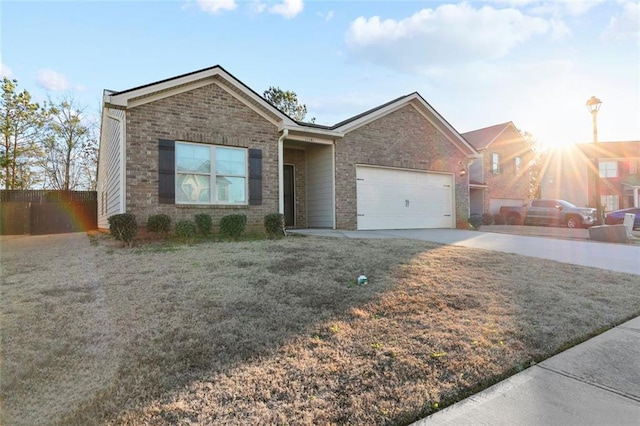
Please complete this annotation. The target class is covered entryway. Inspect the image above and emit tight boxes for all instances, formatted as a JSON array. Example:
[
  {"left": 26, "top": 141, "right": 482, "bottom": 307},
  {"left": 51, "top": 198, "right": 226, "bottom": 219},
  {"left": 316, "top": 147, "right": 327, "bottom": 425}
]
[{"left": 356, "top": 165, "right": 454, "bottom": 230}]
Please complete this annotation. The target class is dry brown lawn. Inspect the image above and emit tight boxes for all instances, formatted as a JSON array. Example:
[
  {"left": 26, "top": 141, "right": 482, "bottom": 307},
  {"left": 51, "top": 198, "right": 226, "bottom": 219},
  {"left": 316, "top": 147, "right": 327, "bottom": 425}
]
[{"left": 1, "top": 232, "right": 639, "bottom": 425}]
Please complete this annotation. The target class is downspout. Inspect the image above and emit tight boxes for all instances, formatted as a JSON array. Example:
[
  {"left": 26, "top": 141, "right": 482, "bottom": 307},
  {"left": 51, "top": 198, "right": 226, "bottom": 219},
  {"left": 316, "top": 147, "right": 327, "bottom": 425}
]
[
  {"left": 467, "top": 159, "right": 474, "bottom": 219},
  {"left": 106, "top": 109, "right": 126, "bottom": 214},
  {"left": 278, "top": 129, "right": 289, "bottom": 215}
]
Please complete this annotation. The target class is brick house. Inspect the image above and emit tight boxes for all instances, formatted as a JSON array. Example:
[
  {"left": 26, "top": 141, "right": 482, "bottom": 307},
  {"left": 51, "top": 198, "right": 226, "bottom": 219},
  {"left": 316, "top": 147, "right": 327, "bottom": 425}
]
[
  {"left": 97, "top": 65, "right": 479, "bottom": 232},
  {"left": 461, "top": 122, "right": 534, "bottom": 215},
  {"left": 542, "top": 141, "right": 640, "bottom": 211}
]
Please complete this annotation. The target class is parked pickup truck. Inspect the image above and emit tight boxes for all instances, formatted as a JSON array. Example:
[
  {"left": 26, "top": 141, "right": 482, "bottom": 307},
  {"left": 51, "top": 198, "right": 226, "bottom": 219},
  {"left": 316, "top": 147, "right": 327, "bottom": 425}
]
[{"left": 500, "top": 199, "right": 598, "bottom": 228}]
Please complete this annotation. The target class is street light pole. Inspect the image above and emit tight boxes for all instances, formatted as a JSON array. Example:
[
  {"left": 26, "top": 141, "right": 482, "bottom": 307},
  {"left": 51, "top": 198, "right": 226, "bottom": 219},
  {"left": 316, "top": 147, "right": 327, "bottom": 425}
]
[{"left": 586, "top": 96, "right": 603, "bottom": 224}]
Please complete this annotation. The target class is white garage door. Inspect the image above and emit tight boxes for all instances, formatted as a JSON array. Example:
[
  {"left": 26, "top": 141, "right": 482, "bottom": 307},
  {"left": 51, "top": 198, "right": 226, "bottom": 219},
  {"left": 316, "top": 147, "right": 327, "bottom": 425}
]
[{"left": 356, "top": 166, "right": 454, "bottom": 230}]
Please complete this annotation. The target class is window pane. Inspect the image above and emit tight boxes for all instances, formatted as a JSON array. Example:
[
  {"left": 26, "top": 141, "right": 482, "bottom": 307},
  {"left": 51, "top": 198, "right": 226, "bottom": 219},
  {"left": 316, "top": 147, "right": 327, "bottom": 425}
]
[
  {"left": 216, "top": 176, "right": 246, "bottom": 203},
  {"left": 177, "top": 174, "right": 211, "bottom": 203},
  {"left": 216, "top": 147, "right": 246, "bottom": 176},
  {"left": 177, "top": 144, "right": 211, "bottom": 173}
]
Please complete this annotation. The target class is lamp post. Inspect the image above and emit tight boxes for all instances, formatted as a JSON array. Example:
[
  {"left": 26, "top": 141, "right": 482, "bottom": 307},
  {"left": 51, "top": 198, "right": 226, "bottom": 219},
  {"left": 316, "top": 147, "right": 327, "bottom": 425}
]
[{"left": 586, "top": 96, "right": 603, "bottom": 224}]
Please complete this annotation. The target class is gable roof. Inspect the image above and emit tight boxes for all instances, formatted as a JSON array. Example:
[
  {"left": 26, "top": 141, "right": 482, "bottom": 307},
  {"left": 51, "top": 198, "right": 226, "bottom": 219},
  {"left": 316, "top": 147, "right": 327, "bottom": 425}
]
[
  {"left": 462, "top": 122, "right": 516, "bottom": 150},
  {"left": 101, "top": 65, "right": 479, "bottom": 157},
  {"left": 327, "top": 92, "right": 479, "bottom": 158},
  {"left": 103, "top": 65, "right": 299, "bottom": 128}
]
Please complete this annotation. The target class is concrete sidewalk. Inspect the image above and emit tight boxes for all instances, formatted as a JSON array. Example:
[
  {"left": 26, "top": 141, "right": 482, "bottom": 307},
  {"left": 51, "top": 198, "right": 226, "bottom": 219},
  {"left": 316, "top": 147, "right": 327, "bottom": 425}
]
[
  {"left": 414, "top": 316, "right": 640, "bottom": 426},
  {"left": 290, "top": 228, "right": 640, "bottom": 275},
  {"left": 290, "top": 228, "right": 640, "bottom": 424}
]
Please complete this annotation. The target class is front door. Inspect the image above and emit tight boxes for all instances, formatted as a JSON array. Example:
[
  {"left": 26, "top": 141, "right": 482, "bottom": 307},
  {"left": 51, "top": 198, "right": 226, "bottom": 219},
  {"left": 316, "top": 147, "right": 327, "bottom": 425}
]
[{"left": 283, "top": 165, "right": 295, "bottom": 227}]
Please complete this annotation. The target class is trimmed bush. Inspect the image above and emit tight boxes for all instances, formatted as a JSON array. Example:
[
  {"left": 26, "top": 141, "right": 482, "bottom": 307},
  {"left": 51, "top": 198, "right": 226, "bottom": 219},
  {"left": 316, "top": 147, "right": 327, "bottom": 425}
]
[
  {"left": 468, "top": 214, "right": 482, "bottom": 230},
  {"left": 264, "top": 213, "right": 286, "bottom": 239},
  {"left": 194, "top": 213, "right": 213, "bottom": 235},
  {"left": 493, "top": 213, "right": 506, "bottom": 225},
  {"left": 108, "top": 213, "right": 137, "bottom": 247},
  {"left": 482, "top": 213, "right": 493, "bottom": 226},
  {"left": 147, "top": 214, "right": 171, "bottom": 234},
  {"left": 219, "top": 214, "right": 247, "bottom": 239},
  {"left": 175, "top": 220, "right": 197, "bottom": 240}
]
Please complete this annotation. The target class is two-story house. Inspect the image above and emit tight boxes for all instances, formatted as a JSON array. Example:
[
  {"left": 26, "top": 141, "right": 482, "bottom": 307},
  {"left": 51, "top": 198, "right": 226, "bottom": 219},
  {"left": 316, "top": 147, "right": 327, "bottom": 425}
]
[
  {"left": 542, "top": 141, "right": 640, "bottom": 211},
  {"left": 462, "top": 122, "right": 534, "bottom": 216}
]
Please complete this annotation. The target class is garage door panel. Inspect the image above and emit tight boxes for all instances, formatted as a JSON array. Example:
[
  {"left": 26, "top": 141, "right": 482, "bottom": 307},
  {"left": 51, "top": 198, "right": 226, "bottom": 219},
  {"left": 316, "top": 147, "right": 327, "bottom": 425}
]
[{"left": 356, "top": 166, "right": 454, "bottom": 230}]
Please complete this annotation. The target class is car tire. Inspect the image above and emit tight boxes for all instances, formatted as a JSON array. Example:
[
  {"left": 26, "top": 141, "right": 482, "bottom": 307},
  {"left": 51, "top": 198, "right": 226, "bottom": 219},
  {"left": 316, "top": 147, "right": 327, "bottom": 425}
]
[{"left": 566, "top": 216, "right": 580, "bottom": 229}]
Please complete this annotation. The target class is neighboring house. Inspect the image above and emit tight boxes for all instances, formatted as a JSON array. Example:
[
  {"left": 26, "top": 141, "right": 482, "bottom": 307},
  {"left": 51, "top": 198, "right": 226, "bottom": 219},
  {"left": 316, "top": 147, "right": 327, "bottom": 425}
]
[
  {"left": 542, "top": 141, "right": 640, "bottom": 211},
  {"left": 97, "top": 65, "right": 479, "bottom": 232},
  {"left": 461, "top": 122, "right": 534, "bottom": 215}
]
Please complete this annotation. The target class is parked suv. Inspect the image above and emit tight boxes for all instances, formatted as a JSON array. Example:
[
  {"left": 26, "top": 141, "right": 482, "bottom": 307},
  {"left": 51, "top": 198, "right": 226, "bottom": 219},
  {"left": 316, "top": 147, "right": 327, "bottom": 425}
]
[{"left": 500, "top": 199, "right": 597, "bottom": 228}]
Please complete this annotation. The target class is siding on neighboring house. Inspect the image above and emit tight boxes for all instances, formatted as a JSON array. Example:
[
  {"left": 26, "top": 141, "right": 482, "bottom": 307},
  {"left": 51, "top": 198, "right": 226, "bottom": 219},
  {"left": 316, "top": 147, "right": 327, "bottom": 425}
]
[
  {"left": 123, "top": 81, "right": 281, "bottom": 229},
  {"left": 481, "top": 125, "right": 532, "bottom": 211},
  {"left": 541, "top": 142, "right": 640, "bottom": 210},
  {"left": 463, "top": 123, "right": 533, "bottom": 214},
  {"left": 97, "top": 107, "right": 125, "bottom": 229},
  {"left": 335, "top": 104, "right": 469, "bottom": 230}
]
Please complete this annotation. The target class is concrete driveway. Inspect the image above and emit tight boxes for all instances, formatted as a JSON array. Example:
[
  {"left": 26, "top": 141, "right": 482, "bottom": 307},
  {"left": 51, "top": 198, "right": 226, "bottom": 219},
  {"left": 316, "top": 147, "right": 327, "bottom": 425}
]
[{"left": 291, "top": 228, "right": 640, "bottom": 275}]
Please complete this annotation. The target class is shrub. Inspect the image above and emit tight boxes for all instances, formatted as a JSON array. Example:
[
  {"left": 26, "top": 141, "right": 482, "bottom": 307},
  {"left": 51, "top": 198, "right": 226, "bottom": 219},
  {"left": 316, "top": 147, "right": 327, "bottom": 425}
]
[
  {"left": 107, "top": 213, "right": 137, "bottom": 247},
  {"left": 219, "top": 214, "right": 247, "bottom": 239},
  {"left": 506, "top": 213, "right": 523, "bottom": 225},
  {"left": 264, "top": 213, "right": 286, "bottom": 238},
  {"left": 482, "top": 213, "right": 493, "bottom": 225},
  {"left": 468, "top": 214, "right": 482, "bottom": 229},
  {"left": 147, "top": 214, "right": 171, "bottom": 234},
  {"left": 194, "top": 213, "right": 213, "bottom": 235},
  {"left": 493, "top": 213, "right": 506, "bottom": 225},
  {"left": 175, "top": 220, "right": 197, "bottom": 240}
]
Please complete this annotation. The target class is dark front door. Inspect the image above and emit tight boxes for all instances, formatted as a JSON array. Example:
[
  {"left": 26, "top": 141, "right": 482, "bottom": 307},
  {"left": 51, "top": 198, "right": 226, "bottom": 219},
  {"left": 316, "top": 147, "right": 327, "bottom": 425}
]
[{"left": 283, "top": 165, "right": 295, "bottom": 227}]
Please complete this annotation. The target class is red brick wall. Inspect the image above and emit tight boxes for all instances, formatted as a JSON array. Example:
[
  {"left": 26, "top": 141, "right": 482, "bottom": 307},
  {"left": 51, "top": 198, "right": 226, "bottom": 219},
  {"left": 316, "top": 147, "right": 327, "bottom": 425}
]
[
  {"left": 124, "top": 82, "right": 280, "bottom": 230},
  {"left": 334, "top": 104, "right": 470, "bottom": 230}
]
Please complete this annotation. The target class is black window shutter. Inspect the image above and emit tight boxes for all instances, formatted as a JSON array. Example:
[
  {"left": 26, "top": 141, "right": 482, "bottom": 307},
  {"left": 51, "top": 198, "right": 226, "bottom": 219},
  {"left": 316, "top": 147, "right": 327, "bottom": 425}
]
[
  {"left": 248, "top": 148, "right": 262, "bottom": 205},
  {"left": 158, "top": 139, "right": 175, "bottom": 204}
]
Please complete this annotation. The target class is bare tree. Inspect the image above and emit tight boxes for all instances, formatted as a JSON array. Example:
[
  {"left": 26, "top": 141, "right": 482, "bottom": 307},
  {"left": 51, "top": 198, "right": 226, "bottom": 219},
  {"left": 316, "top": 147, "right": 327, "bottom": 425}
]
[{"left": 40, "top": 95, "right": 97, "bottom": 190}]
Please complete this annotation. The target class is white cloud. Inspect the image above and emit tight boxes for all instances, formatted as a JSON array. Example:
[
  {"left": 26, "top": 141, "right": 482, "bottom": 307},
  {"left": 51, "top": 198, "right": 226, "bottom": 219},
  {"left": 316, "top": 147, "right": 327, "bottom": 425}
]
[
  {"left": 250, "top": 0, "right": 266, "bottom": 14},
  {"left": 268, "top": 0, "right": 303, "bottom": 19},
  {"left": 345, "top": 3, "right": 557, "bottom": 74},
  {"left": 600, "top": 1, "right": 640, "bottom": 43},
  {"left": 196, "top": 0, "right": 236, "bottom": 14},
  {"left": 36, "top": 69, "right": 82, "bottom": 91},
  {"left": 317, "top": 10, "right": 334, "bottom": 22},
  {"left": 0, "top": 63, "right": 13, "bottom": 78},
  {"left": 529, "top": 0, "right": 605, "bottom": 18}
]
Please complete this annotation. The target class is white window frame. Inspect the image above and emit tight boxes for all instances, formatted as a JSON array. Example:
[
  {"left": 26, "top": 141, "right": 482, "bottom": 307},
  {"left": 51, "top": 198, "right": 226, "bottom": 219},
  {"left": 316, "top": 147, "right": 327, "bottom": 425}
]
[
  {"left": 515, "top": 156, "right": 522, "bottom": 175},
  {"left": 175, "top": 141, "right": 248, "bottom": 205},
  {"left": 491, "top": 153, "right": 500, "bottom": 174},
  {"left": 599, "top": 161, "right": 618, "bottom": 178},
  {"left": 601, "top": 194, "right": 619, "bottom": 212}
]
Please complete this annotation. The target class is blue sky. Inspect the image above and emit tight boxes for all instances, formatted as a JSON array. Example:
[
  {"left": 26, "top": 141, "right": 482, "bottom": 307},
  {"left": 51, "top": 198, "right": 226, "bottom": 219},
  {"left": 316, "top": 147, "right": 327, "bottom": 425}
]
[{"left": 2, "top": 0, "right": 638, "bottom": 148}]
